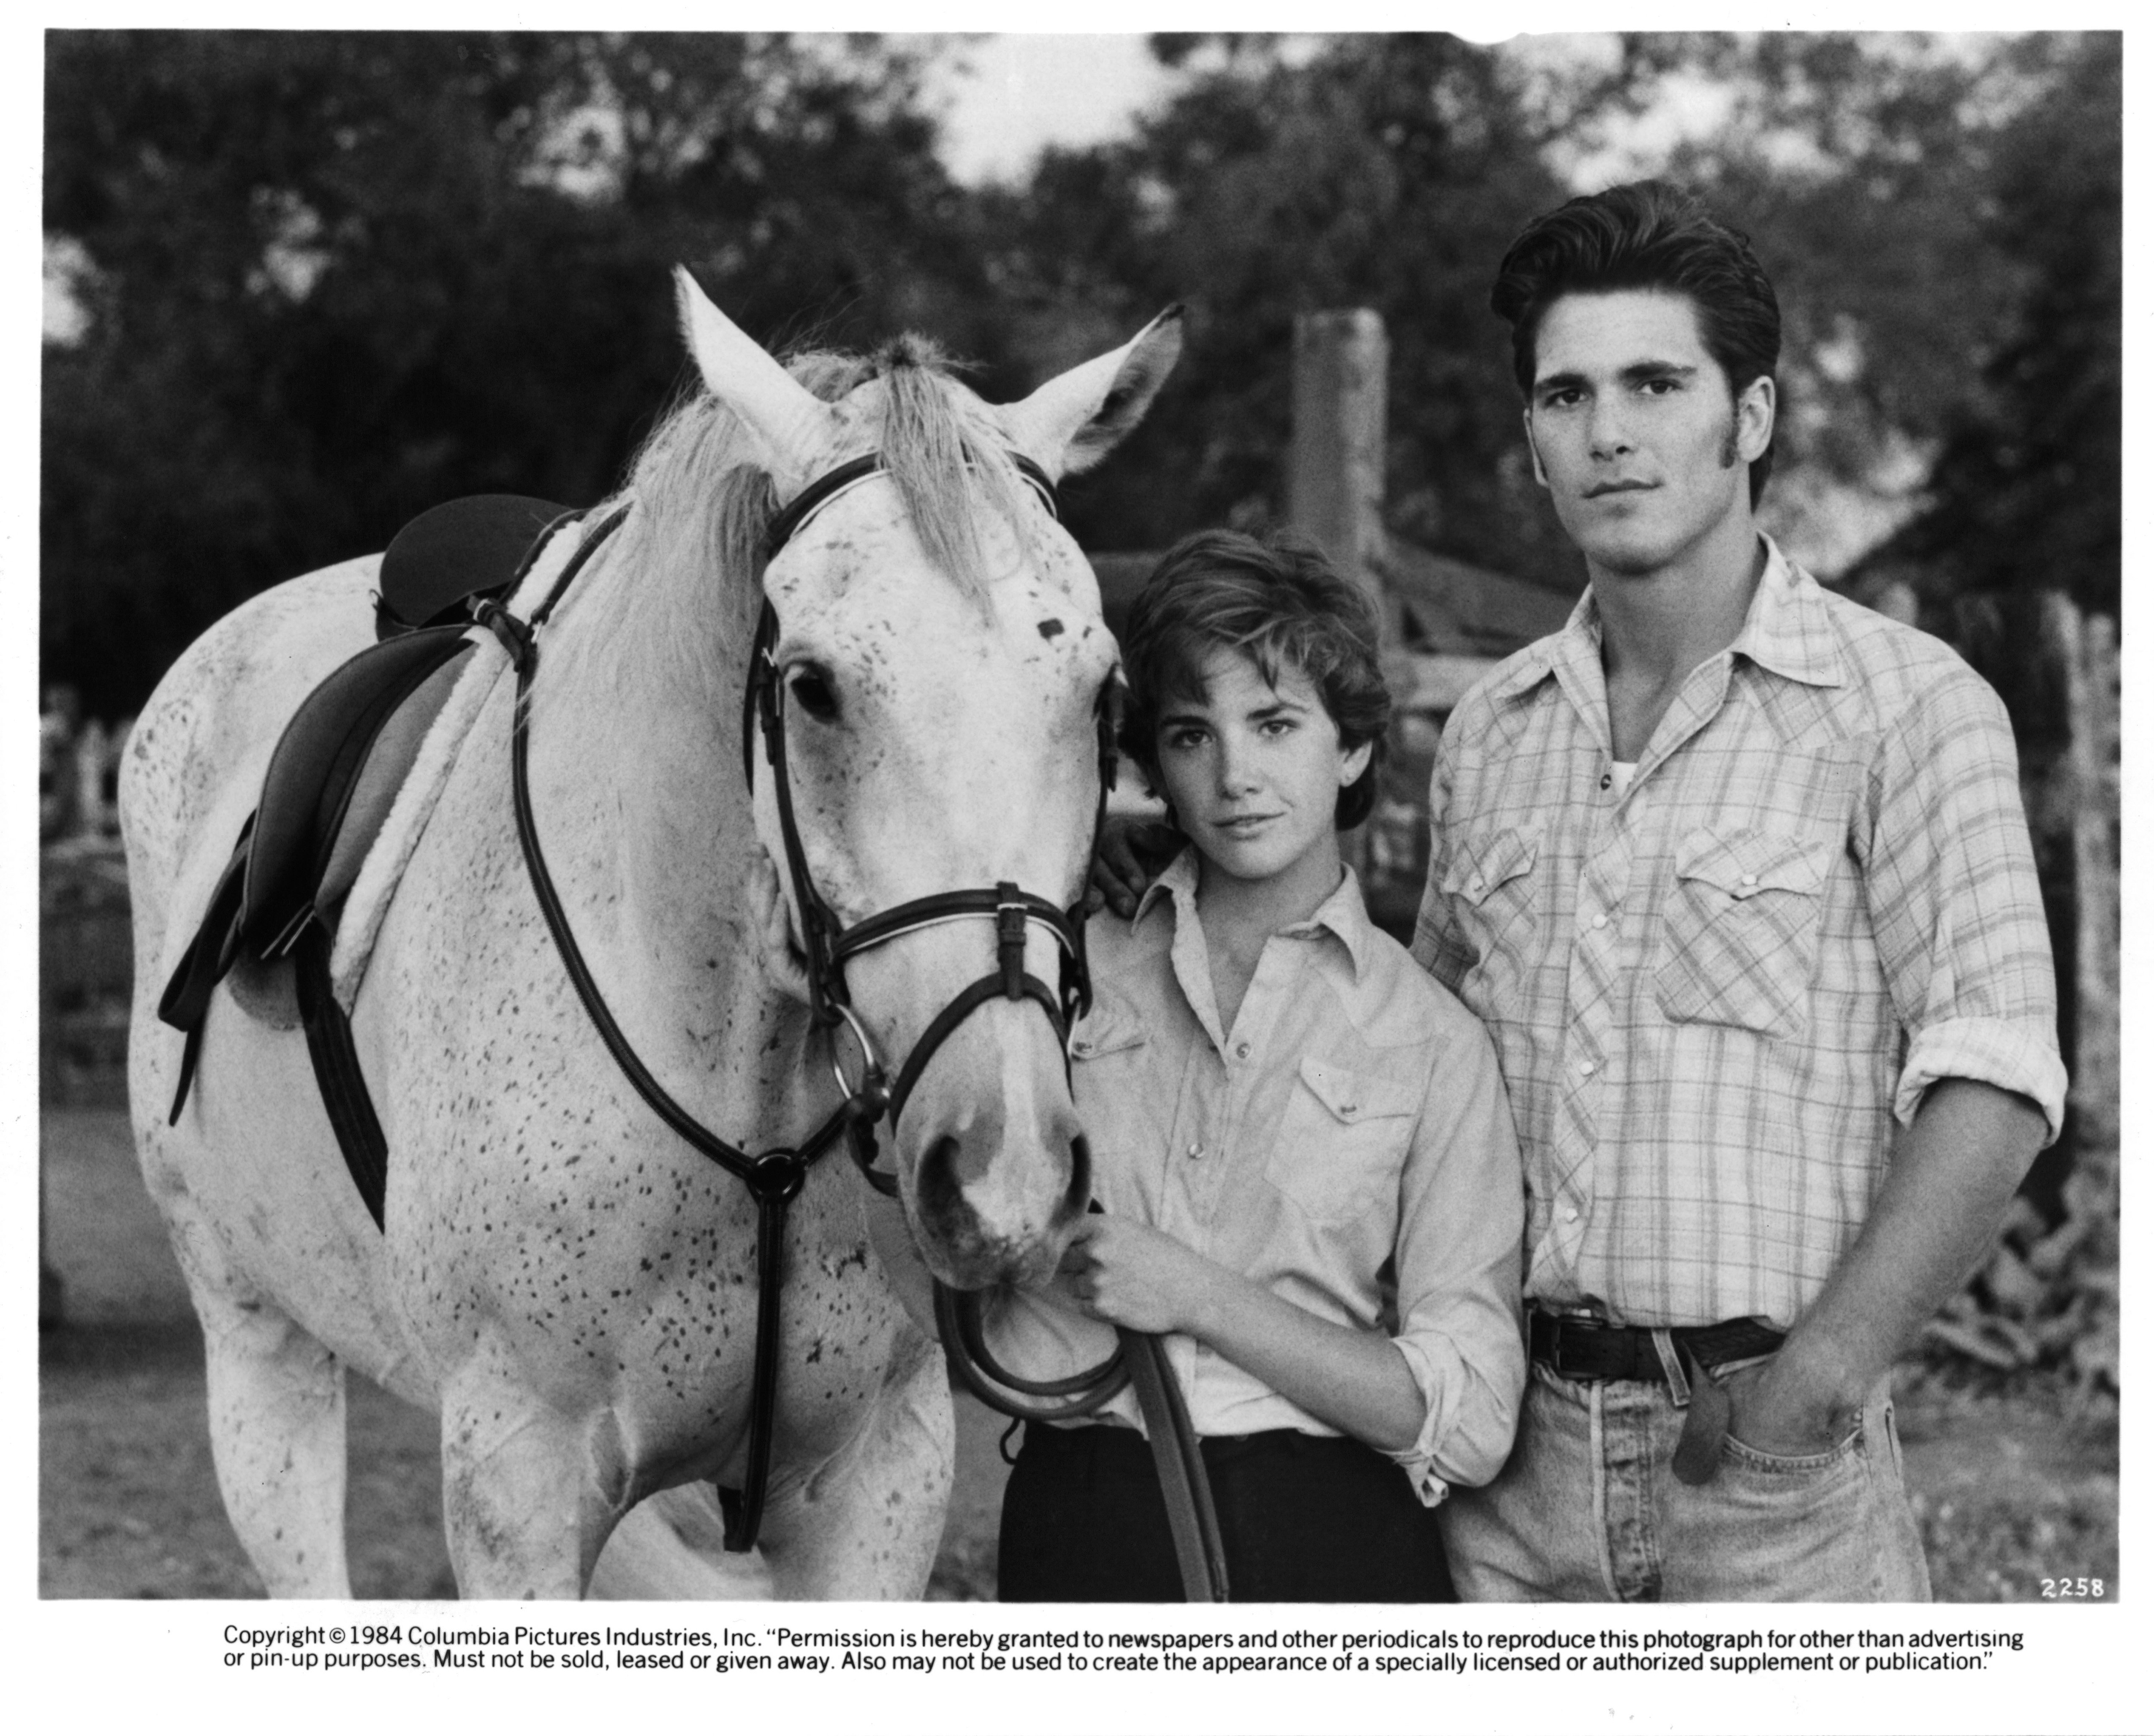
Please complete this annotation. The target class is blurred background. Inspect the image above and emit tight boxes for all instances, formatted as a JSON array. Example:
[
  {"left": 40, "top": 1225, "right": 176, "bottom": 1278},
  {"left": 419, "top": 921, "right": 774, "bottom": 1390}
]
[{"left": 40, "top": 31, "right": 2118, "bottom": 1600}]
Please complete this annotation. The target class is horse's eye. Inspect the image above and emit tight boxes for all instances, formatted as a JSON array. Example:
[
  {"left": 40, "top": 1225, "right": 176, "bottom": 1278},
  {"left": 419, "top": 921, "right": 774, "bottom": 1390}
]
[{"left": 788, "top": 667, "right": 839, "bottom": 721}]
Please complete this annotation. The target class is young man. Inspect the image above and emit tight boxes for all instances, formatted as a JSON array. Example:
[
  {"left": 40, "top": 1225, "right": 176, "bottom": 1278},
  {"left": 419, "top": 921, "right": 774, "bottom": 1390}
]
[{"left": 1416, "top": 180, "right": 2066, "bottom": 1600}]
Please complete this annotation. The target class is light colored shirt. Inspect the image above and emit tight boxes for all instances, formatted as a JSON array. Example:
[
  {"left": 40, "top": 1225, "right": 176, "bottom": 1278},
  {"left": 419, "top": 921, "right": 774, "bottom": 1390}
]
[
  {"left": 994, "top": 851, "right": 1527, "bottom": 1506},
  {"left": 1412, "top": 538, "right": 2067, "bottom": 1332}
]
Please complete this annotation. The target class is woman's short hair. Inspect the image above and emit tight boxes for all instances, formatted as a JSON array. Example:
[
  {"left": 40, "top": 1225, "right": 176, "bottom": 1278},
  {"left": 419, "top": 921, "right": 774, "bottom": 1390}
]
[
  {"left": 1118, "top": 528, "right": 1391, "bottom": 830},
  {"left": 1490, "top": 179, "right": 1782, "bottom": 506}
]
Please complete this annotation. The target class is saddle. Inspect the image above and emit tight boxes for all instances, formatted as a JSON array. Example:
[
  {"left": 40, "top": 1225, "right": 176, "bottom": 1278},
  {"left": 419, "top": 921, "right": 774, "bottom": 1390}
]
[{"left": 158, "top": 494, "right": 571, "bottom": 1224}]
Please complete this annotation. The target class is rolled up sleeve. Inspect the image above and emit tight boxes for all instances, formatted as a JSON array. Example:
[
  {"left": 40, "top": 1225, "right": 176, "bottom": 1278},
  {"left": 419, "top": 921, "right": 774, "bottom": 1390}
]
[
  {"left": 1865, "top": 670, "right": 2069, "bottom": 1144},
  {"left": 1384, "top": 1001, "right": 1528, "bottom": 1503}
]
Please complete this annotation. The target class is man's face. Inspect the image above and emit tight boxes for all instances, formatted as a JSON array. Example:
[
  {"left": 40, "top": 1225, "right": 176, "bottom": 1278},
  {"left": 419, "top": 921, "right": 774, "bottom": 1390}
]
[{"left": 1523, "top": 289, "right": 1774, "bottom": 579}]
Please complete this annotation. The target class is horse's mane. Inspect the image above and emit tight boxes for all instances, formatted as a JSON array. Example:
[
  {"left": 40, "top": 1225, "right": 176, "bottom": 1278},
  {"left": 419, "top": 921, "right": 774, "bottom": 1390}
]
[{"left": 543, "top": 337, "right": 1040, "bottom": 706}]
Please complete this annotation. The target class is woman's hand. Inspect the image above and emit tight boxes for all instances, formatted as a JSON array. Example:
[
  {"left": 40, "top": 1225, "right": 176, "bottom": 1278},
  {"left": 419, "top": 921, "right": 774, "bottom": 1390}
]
[
  {"left": 1087, "top": 813, "right": 1182, "bottom": 918},
  {"left": 1055, "top": 1213, "right": 1220, "bottom": 1336},
  {"left": 1057, "top": 1214, "right": 1426, "bottom": 1455}
]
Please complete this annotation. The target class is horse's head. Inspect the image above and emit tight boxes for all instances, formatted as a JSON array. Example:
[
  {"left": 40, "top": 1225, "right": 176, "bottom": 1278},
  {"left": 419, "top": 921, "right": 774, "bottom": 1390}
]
[{"left": 676, "top": 271, "right": 1181, "bottom": 1290}]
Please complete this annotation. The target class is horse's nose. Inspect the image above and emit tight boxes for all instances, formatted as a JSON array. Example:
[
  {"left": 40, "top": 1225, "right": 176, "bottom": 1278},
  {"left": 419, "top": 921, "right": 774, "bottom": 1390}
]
[{"left": 910, "top": 1091, "right": 1089, "bottom": 1290}]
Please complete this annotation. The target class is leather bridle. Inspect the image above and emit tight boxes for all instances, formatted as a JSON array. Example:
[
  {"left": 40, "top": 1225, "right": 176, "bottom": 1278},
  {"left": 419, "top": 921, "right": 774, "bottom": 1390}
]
[{"left": 739, "top": 450, "right": 1111, "bottom": 1160}]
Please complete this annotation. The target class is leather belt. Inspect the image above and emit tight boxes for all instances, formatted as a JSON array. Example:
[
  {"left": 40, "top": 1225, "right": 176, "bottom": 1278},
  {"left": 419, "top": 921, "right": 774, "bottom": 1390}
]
[{"left": 1528, "top": 1309, "right": 1784, "bottom": 1384}]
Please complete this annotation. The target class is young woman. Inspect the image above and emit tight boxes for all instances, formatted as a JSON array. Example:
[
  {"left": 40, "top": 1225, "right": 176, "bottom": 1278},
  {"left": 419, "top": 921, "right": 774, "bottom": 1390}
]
[{"left": 987, "top": 529, "right": 1527, "bottom": 1602}]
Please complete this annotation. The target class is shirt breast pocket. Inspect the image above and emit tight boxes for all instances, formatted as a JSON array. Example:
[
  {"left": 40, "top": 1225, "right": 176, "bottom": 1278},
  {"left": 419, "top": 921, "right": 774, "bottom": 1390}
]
[
  {"left": 1653, "top": 826, "right": 1829, "bottom": 1038},
  {"left": 1264, "top": 1056, "right": 1419, "bottom": 1226},
  {"left": 1440, "top": 826, "right": 1541, "bottom": 1014},
  {"left": 1068, "top": 997, "right": 1151, "bottom": 1189}
]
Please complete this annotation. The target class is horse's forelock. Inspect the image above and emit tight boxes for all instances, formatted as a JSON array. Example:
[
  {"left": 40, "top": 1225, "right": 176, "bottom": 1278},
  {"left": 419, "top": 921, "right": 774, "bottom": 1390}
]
[{"left": 551, "top": 343, "right": 1035, "bottom": 710}]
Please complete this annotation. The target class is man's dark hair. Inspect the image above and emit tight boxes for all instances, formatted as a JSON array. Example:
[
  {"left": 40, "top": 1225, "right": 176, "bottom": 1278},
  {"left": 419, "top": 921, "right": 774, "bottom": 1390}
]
[
  {"left": 1119, "top": 528, "right": 1391, "bottom": 831},
  {"left": 1490, "top": 179, "right": 1782, "bottom": 506}
]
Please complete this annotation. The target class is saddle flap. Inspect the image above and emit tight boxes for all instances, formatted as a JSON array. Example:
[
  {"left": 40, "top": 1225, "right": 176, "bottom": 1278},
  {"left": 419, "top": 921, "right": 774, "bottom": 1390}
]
[
  {"left": 240, "top": 626, "right": 475, "bottom": 956},
  {"left": 376, "top": 494, "right": 569, "bottom": 638}
]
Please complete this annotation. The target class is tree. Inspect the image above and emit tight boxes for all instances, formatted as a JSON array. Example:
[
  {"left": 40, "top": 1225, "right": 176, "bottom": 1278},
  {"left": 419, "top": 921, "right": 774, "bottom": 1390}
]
[
  {"left": 43, "top": 31, "right": 990, "bottom": 716},
  {"left": 973, "top": 34, "right": 1667, "bottom": 590}
]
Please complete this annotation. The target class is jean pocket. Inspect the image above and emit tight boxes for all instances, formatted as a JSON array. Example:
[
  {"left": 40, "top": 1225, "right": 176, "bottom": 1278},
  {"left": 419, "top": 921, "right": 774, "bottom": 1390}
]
[
  {"left": 1719, "top": 1418, "right": 1864, "bottom": 1477},
  {"left": 1264, "top": 1057, "right": 1417, "bottom": 1225},
  {"left": 1653, "top": 827, "right": 1828, "bottom": 1038}
]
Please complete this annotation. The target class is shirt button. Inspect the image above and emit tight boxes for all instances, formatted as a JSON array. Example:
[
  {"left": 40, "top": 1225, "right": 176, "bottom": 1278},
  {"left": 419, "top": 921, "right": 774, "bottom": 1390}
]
[
  {"left": 1577, "top": 1059, "right": 1596, "bottom": 1077},
  {"left": 1564, "top": 1206, "right": 1581, "bottom": 1224},
  {"left": 1186, "top": 1143, "right": 1204, "bottom": 1161},
  {"left": 1468, "top": 875, "right": 1485, "bottom": 894},
  {"left": 1598, "top": 772, "right": 1612, "bottom": 792},
  {"left": 1234, "top": 1041, "right": 1250, "bottom": 1060},
  {"left": 1741, "top": 872, "right": 1759, "bottom": 888},
  {"left": 1592, "top": 913, "right": 1608, "bottom": 930}
]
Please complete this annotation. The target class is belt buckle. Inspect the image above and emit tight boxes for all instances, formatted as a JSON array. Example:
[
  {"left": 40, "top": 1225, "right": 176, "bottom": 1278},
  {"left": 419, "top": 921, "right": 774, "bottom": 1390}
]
[{"left": 1539, "top": 1307, "right": 1599, "bottom": 1375}]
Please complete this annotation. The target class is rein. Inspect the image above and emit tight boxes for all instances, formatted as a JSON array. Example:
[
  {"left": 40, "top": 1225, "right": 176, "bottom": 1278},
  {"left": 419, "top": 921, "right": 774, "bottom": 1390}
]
[{"left": 494, "top": 452, "right": 1224, "bottom": 1597}]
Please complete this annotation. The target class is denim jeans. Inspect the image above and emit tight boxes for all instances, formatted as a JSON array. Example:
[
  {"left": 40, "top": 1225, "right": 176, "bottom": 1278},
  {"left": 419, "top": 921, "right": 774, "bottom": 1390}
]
[{"left": 1439, "top": 1363, "right": 1931, "bottom": 1602}]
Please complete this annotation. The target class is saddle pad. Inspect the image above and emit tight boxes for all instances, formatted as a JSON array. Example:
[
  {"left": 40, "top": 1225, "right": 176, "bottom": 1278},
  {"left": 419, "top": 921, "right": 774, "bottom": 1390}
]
[{"left": 376, "top": 494, "right": 569, "bottom": 638}]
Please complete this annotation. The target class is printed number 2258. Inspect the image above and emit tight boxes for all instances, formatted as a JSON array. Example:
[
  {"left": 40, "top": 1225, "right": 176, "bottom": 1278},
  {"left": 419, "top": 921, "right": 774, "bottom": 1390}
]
[{"left": 2042, "top": 1577, "right": 2105, "bottom": 1599}]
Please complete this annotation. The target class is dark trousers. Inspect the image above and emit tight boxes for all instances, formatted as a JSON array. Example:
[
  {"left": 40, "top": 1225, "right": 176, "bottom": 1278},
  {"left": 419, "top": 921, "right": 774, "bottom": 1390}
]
[{"left": 998, "top": 1424, "right": 1456, "bottom": 1603}]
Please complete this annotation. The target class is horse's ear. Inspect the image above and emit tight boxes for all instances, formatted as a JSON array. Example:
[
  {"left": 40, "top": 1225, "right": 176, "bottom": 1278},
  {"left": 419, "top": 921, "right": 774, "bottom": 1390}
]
[
  {"left": 674, "top": 266, "right": 840, "bottom": 495},
  {"left": 1002, "top": 306, "right": 1184, "bottom": 481}
]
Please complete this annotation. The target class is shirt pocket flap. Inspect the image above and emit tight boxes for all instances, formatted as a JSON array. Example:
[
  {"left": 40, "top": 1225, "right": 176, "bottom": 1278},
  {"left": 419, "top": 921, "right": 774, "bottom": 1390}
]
[
  {"left": 1441, "top": 827, "right": 1539, "bottom": 907},
  {"left": 1068, "top": 992, "right": 1147, "bottom": 1060},
  {"left": 1296, "top": 1056, "right": 1419, "bottom": 1125},
  {"left": 1672, "top": 827, "right": 1827, "bottom": 900}
]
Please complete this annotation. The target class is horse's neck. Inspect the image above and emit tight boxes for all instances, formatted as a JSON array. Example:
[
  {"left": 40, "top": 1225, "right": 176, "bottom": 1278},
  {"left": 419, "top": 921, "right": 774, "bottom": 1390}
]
[{"left": 522, "top": 558, "right": 810, "bottom": 1123}]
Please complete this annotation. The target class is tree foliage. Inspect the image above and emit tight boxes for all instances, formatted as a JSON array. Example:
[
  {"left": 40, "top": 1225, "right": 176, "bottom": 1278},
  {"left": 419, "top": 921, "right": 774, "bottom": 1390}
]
[
  {"left": 43, "top": 31, "right": 2119, "bottom": 720},
  {"left": 43, "top": 31, "right": 995, "bottom": 715}
]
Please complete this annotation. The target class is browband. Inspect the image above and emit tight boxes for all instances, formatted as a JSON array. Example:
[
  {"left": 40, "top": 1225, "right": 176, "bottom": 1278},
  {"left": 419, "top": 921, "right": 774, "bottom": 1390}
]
[{"left": 761, "top": 451, "right": 1061, "bottom": 562}]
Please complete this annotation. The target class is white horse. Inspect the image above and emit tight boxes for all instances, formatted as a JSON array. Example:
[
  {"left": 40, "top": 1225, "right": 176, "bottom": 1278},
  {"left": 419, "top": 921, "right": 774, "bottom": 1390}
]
[{"left": 120, "top": 272, "right": 1180, "bottom": 1599}]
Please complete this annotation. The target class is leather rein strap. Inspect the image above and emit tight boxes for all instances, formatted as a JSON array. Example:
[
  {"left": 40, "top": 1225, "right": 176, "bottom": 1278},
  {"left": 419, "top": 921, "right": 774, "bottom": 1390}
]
[{"left": 493, "top": 502, "right": 884, "bottom": 1557}]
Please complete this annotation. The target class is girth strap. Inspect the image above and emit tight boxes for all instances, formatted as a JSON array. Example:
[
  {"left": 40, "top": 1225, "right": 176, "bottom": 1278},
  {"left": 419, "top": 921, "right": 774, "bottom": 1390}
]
[{"left": 294, "top": 923, "right": 390, "bottom": 1228}]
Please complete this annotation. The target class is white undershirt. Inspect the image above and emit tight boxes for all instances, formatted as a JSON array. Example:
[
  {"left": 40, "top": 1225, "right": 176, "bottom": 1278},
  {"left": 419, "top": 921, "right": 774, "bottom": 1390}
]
[{"left": 1609, "top": 761, "right": 1638, "bottom": 796}]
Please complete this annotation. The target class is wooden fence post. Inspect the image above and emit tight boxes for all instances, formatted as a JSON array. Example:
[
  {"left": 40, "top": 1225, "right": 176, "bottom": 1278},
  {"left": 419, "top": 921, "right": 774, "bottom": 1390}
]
[
  {"left": 1288, "top": 310, "right": 1396, "bottom": 642},
  {"left": 2061, "top": 599, "right": 2119, "bottom": 1153}
]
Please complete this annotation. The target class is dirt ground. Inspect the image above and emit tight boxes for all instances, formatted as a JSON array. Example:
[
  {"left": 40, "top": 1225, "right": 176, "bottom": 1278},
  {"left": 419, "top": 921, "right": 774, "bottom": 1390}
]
[{"left": 41, "top": 1107, "right": 2117, "bottom": 1603}]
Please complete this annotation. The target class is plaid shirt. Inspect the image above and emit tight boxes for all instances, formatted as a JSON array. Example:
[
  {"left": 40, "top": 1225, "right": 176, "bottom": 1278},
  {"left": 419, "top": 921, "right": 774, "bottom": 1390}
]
[
  {"left": 996, "top": 852, "right": 1527, "bottom": 1504},
  {"left": 1413, "top": 540, "right": 2066, "bottom": 1331}
]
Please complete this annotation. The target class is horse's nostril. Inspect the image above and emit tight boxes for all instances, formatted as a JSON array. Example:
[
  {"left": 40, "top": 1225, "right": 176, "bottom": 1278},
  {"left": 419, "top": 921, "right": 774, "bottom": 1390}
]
[
  {"left": 916, "top": 1133, "right": 964, "bottom": 1224},
  {"left": 1063, "top": 1133, "right": 1092, "bottom": 1218}
]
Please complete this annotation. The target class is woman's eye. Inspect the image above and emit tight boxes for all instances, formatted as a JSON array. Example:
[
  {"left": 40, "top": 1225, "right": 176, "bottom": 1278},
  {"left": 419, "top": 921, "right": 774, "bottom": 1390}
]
[{"left": 789, "top": 668, "right": 839, "bottom": 720}]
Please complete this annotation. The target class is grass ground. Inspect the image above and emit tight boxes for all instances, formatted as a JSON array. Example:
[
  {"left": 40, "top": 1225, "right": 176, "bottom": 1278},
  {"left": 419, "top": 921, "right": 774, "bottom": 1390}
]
[{"left": 41, "top": 1107, "right": 2116, "bottom": 1603}]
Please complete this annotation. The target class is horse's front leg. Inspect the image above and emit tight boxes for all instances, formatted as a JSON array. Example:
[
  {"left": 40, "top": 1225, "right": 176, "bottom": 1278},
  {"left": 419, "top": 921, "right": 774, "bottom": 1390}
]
[
  {"left": 755, "top": 1323, "right": 954, "bottom": 1600},
  {"left": 437, "top": 1345, "right": 631, "bottom": 1599}
]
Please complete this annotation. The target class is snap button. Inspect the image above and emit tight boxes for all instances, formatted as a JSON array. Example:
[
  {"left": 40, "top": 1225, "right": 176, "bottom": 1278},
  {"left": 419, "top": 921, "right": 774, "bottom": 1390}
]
[
  {"left": 1741, "top": 872, "right": 1759, "bottom": 888},
  {"left": 1071, "top": 1039, "right": 1091, "bottom": 1055},
  {"left": 1577, "top": 1059, "right": 1596, "bottom": 1077},
  {"left": 1564, "top": 1206, "right": 1581, "bottom": 1224},
  {"left": 1599, "top": 772, "right": 1612, "bottom": 792},
  {"left": 1469, "top": 875, "right": 1485, "bottom": 894},
  {"left": 1234, "top": 1041, "right": 1251, "bottom": 1060},
  {"left": 1186, "top": 1143, "right": 1203, "bottom": 1160},
  {"left": 1591, "top": 913, "right": 1608, "bottom": 930},
  {"left": 1340, "top": 1102, "right": 1358, "bottom": 1116}
]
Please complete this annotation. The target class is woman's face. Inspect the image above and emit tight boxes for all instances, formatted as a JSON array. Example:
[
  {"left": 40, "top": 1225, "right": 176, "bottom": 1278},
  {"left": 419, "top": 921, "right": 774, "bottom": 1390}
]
[{"left": 1151, "top": 646, "right": 1371, "bottom": 895}]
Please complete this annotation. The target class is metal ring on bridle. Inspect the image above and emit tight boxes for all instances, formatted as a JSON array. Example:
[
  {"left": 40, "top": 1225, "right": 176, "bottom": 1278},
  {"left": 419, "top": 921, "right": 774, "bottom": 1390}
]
[{"left": 826, "top": 998, "right": 889, "bottom": 1107}]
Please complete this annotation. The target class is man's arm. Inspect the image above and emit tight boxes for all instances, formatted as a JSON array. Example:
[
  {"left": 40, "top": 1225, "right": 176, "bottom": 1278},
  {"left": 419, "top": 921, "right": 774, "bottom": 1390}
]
[
  {"left": 1730, "top": 660, "right": 2067, "bottom": 1454},
  {"left": 1725, "top": 1079, "right": 2045, "bottom": 1455}
]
